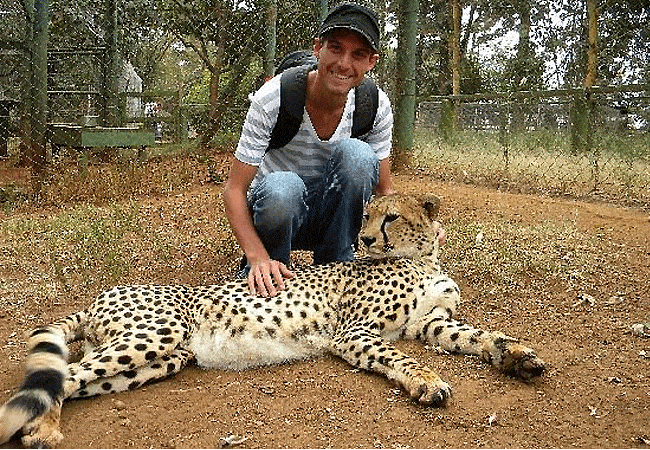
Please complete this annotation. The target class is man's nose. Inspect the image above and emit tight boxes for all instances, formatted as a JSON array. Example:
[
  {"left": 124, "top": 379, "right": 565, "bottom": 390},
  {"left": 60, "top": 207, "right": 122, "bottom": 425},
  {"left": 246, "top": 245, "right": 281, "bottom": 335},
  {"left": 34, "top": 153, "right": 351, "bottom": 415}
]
[{"left": 338, "top": 51, "right": 354, "bottom": 69}]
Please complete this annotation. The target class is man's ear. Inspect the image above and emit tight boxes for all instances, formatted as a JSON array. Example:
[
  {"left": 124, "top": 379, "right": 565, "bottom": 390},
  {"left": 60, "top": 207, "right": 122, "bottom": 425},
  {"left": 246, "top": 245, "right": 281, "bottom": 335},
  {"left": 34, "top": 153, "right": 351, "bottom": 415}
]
[
  {"left": 422, "top": 196, "right": 441, "bottom": 220},
  {"left": 313, "top": 38, "right": 323, "bottom": 57},
  {"left": 368, "top": 53, "right": 379, "bottom": 70}
]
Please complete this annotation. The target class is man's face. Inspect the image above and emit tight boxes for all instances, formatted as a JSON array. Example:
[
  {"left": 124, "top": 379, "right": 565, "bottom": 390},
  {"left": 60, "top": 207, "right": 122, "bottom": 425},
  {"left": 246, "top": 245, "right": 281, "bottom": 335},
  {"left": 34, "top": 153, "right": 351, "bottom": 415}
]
[{"left": 313, "top": 29, "right": 379, "bottom": 96}]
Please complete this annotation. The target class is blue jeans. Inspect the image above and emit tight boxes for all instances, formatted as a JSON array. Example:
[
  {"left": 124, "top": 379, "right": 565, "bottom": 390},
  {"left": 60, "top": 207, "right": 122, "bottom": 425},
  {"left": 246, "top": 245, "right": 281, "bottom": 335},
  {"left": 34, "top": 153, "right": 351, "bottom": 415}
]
[{"left": 247, "top": 139, "right": 379, "bottom": 267}]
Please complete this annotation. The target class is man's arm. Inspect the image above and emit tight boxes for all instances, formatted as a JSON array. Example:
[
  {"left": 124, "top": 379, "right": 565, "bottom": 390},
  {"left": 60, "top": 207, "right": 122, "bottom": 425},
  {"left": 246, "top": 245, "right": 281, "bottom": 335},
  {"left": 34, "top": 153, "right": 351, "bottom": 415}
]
[
  {"left": 375, "top": 157, "right": 395, "bottom": 196},
  {"left": 223, "top": 159, "right": 294, "bottom": 297}
]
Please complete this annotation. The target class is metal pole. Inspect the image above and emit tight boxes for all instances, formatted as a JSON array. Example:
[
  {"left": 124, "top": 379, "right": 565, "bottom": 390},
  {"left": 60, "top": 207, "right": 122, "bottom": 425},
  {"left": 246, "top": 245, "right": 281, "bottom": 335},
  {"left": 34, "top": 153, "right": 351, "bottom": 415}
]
[
  {"left": 392, "top": 0, "right": 419, "bottom": 170},
  {"left": 102, "top": 0, "right": 118, "bottom": 126},
  {"left": 264, "top": 0, "right": 277, "bottom": 79},
  {"left": 31, "top": 0, "right": 48, "bottom": 174}
]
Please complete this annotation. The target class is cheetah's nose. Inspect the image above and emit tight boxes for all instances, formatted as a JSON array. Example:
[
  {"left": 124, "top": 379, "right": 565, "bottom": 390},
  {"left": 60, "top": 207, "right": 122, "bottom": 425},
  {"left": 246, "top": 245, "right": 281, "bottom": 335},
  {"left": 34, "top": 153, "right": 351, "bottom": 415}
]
[{"left": 360, "top": 236, "right": 376, "bottom": 248}]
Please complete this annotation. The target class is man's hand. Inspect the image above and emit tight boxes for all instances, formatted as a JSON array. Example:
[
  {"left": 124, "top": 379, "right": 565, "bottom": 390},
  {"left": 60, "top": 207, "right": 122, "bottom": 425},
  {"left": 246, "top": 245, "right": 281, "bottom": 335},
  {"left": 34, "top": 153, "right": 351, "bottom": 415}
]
[
  {"left": 433, "top": 221, "right": 447, "bottom": 246},
  {"left": 248, "top": 259, "right": 295, "bottom": 297}
]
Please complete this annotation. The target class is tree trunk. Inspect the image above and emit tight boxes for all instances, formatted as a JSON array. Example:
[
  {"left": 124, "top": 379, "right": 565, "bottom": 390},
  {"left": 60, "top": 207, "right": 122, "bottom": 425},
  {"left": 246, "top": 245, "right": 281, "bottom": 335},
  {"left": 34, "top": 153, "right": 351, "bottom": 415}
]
[
  {"left": 199, "top": 45, "right": 224, "bottom": 149},
  {"left": 28, "top": 0, "right": 48, "bottom": 184},
  {"left": 18, "top": 0, "right": 34, "bottom": 167},
  {"left": 515, "top": 1, "right": 531, "bottom": 88},
  {"left": 264, "top": 0, "right": 277, "bottom": 79},
  {"left": 198, "top": 3, "right": 226, "bottom": 150},
  {"left": 450, "top": 0, "right": 460, "bottom": 96},
  {"left": 450, "top": 0, "right": 461, "bottom": 133}
]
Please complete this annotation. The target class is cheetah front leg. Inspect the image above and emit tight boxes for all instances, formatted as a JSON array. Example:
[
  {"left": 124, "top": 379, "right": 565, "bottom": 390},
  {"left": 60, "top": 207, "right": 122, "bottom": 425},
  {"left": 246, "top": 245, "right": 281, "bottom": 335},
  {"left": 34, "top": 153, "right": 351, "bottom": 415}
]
[
  {"left": 331, "top": 328, "right": 452, "bottom": 406},
  {"left": 404, "top": 309, "right": 545, "bottom": 380}
]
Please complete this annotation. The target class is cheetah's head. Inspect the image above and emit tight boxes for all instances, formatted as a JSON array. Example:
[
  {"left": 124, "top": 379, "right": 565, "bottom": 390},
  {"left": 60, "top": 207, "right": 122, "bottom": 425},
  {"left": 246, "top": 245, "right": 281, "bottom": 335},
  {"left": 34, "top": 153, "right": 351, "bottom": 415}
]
[{"left": 360, "top": 194, "right": 442, "bottom": 259}]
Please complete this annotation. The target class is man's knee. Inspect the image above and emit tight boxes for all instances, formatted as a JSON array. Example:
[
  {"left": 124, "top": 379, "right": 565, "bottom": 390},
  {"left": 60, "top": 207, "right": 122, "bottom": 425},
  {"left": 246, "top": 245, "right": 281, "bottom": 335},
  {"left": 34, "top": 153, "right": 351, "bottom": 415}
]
[
  {"left": 250, "top": 172, "right": 307, "bottom": 229},
  {"left": 335, "top": 138, "right": 379, "bottom": 173},
  {"left": 329, "top": 139, "right": 379, "bottom": 193}
]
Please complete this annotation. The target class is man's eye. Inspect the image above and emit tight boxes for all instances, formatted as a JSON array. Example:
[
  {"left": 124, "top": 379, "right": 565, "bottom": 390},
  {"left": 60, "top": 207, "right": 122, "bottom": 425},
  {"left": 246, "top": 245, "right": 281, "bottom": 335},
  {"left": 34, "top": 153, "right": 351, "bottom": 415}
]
[
  {"left": 353, "top": 51, "right": 370, "bottom": 60},
  {"left": 328, "top": 44, "right": 342, "bottom": 53}
]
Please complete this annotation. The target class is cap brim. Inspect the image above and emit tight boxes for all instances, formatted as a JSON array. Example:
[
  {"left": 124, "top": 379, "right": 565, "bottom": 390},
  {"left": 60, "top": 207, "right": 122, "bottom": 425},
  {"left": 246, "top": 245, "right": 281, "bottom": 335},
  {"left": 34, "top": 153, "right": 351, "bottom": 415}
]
[{"left": 319, "top": 24, "right": 378, "bottom": 52}]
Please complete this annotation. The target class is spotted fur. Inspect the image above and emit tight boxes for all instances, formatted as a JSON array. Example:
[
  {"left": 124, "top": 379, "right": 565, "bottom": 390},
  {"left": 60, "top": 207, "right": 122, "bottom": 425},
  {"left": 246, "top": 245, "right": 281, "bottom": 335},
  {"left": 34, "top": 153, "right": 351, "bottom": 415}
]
[{"left": 0, "top": 194, "right": 545, "bottom": 447}]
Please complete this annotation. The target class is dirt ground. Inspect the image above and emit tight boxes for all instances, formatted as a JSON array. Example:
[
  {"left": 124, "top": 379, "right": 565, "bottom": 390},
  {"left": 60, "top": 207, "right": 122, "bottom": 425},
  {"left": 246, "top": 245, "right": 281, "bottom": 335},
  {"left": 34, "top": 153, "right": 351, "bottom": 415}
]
[{"left": 1, "top": 155, "right": 649, "bottom": 448}]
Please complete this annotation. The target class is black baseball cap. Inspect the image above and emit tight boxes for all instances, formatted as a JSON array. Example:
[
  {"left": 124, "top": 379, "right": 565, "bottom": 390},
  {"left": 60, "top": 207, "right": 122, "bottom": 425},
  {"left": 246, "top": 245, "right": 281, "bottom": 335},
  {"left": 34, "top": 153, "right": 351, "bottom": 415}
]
[{"left": 318, "top": 2, "right": 380, "bottom": 52}]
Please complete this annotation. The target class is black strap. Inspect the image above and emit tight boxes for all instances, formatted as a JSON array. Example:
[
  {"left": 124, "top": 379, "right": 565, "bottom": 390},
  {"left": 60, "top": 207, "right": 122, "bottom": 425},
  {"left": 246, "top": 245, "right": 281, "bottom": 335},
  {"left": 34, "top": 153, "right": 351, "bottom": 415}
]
[
  {"left": 267, "top": 65, "right": 311, "bottom": 151},
  {"left": 267, "top": 65, "right": 379, "bottom": 151},
  {"left": 351, "top": 77, "right": 379, "bottom": 139}
]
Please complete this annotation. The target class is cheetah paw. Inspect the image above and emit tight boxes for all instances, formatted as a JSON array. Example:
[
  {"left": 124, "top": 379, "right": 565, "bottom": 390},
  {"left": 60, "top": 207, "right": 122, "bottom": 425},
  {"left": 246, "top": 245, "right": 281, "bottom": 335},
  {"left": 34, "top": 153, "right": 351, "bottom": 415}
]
[
  {"left": 403, "top": 374, "right": 452, "bottom": 406},
  {"left": 495, "top": 340, "right": 546, "bottom": 380}
]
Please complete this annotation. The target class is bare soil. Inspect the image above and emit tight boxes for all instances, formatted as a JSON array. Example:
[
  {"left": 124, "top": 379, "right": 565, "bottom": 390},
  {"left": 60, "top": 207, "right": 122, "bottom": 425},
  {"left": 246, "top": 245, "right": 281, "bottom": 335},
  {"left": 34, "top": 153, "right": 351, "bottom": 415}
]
[{"left": 1, "top": 154, "right": 649, "bottom": 448}]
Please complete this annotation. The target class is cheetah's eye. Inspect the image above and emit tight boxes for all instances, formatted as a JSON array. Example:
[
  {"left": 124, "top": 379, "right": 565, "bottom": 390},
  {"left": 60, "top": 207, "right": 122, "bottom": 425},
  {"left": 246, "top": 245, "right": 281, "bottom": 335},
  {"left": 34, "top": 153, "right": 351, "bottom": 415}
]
[
  {"left": 381, "top": 213, "right": 400, "bottom": 235},
  {"left": 384, "top": 213, "right": 400, "bottom": 224}
]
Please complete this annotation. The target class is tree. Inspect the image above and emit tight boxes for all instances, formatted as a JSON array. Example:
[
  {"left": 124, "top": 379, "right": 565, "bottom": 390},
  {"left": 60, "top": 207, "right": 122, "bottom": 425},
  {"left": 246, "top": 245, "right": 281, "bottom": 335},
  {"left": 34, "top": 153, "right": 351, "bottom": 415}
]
[{"left": 542, "top": 0, "right": 649, "bottom": 88}]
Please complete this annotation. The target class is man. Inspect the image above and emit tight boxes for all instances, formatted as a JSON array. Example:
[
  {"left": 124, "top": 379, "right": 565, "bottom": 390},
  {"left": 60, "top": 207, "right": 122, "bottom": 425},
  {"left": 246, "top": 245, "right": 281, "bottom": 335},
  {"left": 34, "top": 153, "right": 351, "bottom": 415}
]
[{"left": 224, "top": 3, "right": 395, "bottom": 297}]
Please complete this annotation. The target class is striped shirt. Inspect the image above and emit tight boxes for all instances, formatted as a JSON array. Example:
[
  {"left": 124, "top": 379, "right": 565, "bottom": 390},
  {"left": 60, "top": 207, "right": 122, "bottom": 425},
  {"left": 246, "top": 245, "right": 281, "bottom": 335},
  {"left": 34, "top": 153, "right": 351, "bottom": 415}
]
[{"left": 235, "top": 73, "right": 393, "bottom": 190}]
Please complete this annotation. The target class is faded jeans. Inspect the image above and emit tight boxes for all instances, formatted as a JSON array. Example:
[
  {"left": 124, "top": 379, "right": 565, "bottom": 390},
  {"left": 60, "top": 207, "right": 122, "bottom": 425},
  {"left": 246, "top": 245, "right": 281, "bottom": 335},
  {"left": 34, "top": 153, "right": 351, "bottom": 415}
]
[{"left": 245, "top": 139, "right": 379, "bottom": 270}]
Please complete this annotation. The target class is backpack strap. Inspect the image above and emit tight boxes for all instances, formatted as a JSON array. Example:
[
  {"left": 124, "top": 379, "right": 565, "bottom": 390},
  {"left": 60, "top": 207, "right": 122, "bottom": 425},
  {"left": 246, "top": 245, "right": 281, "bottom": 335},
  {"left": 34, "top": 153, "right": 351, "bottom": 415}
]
[
  {"left": 351, "top": 77, "right": 379, "bottom": 138},
  {"left": 267, "top": 65, "right": 311, "bottom": 151},
  {"left": 267, "top": 66, "right": 379, "bottom": 151}
]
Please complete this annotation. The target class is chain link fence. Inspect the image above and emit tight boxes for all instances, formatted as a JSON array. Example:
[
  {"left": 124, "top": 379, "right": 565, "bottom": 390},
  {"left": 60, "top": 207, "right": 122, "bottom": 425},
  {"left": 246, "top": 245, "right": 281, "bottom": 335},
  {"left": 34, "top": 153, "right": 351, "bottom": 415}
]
[
  {"left": 416, "top": 85, "right": 650, "bottom": 208},
  {"left": 1, "top": 0, "right": 649, "bottom": 208}
]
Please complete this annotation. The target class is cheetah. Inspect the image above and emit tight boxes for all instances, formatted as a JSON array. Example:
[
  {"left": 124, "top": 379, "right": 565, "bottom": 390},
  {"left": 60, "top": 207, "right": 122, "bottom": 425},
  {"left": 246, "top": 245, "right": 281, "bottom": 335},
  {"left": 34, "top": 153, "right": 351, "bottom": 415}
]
[{"left": 0, "top": 194, "right": 545, "bottom": 447}]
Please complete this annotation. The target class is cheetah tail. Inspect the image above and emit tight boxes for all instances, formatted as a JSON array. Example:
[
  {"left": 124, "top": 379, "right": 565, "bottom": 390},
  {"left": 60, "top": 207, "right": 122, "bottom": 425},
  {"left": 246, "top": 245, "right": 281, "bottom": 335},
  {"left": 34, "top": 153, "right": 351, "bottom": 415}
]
[{"left": 0, "top": 315, "right": 81, "bottom": 445}]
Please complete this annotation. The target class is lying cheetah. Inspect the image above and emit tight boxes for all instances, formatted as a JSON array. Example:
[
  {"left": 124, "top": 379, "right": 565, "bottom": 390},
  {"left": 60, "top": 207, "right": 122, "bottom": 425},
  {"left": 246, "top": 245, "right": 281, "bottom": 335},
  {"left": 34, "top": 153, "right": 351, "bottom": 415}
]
[{"left": 0, "top": 194, "right": 545, "bottom": 447}]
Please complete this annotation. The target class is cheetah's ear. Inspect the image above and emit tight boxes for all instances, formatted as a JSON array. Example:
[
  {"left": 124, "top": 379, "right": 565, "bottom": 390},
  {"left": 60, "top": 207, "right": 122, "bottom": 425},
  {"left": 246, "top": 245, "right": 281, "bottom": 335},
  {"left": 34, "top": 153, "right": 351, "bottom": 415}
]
[{"left": 422, "top": 195, "right": 441, "bottom": 220}]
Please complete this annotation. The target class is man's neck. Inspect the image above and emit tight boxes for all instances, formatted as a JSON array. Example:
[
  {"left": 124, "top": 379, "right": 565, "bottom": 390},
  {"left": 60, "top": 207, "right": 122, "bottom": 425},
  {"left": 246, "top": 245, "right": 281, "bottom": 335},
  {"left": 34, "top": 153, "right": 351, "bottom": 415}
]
[
  {"left": 307, "top": 71, "right": 348, "bottom": 112},
  {"left": 305, "top": 71, "right": 349, "bottom": 140}
]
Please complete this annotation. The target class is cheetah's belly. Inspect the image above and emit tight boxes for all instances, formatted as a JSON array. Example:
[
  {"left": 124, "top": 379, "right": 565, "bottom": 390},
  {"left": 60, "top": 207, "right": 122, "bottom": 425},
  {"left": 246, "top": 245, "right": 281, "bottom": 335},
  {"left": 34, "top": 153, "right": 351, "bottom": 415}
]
[{"left": 189, "top": 326, "right": 330, "bottom": 371}]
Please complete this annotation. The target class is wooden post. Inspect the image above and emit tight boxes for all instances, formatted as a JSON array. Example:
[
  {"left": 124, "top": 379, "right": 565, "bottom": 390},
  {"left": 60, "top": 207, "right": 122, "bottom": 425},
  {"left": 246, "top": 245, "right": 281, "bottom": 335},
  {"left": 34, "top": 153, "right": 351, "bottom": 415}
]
[{"left": 102, "top": 0, "right": 118, "bottom": 127}]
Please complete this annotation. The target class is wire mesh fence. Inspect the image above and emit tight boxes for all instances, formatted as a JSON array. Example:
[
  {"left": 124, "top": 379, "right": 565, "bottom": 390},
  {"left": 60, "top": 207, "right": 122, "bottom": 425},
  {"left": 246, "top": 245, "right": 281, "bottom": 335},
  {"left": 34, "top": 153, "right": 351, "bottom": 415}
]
[
  {"left": 416, "top": 85, "right": 650, "bottom": 207},
  {"left": 0, "top": 0, "right": 648, "bottom": 208}
]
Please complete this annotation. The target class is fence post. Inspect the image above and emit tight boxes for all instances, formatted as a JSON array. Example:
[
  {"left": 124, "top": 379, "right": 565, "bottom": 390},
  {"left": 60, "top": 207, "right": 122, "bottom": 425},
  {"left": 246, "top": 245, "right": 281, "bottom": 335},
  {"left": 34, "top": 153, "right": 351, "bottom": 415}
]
[
  {"left": 438, "top": 99, "right": 455, "bottom": 143},
  {"left": 264, "top": 0, "right": 277, "bottom": 79},
  {"left": 498, "top": 103, "right": 511, "bottom": 169},
  {"left": 393, "top": 0, "right": 419, "bottom": 170},
  {"left": 570, "top": 91, "right": 593, "bottom": 154},
  {"left": 102, "top": 0, "right": 118, "bottom": 127},
  {"left": 29, "top": 0, "right": 48, "bottom": 178},
  {"left": 570, "top": 90, "right": 600, "bottom": 187}
]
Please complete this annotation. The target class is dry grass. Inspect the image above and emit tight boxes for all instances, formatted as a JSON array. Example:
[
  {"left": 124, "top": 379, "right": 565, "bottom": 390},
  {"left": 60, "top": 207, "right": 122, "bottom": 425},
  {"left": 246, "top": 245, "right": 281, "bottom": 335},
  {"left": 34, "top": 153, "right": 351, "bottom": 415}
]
[
  {"left": 441, "top": 217, "right": 598, "bottom": 293},
  {"left": 413, "top": 129, "right": 650, "bottom": 208}
]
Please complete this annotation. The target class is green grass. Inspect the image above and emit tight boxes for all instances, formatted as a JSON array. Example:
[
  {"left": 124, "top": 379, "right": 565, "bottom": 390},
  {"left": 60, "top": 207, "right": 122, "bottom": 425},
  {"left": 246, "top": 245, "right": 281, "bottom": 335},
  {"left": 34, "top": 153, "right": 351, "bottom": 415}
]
[{"left": 1, "top": 202, "right": 143, "bottom": 292}]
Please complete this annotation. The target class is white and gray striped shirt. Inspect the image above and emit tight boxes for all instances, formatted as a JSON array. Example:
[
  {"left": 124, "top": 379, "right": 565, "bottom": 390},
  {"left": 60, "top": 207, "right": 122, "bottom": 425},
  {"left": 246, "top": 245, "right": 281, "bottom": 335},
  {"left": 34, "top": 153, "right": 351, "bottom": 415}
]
[{"left": 235, "top": 73, "right": 393, "bottom": 190}]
